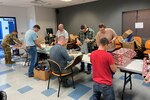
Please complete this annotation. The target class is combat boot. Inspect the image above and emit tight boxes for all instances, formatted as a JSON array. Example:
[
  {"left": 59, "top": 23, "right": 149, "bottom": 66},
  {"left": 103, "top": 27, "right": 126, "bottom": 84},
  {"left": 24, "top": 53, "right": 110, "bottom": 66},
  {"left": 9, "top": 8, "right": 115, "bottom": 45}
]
[
  {"left": 4, "top": 56, "right": 9, "bottom": 64},
  {"left": 7, "top": 61, "right": 15, "bottom": 64}
]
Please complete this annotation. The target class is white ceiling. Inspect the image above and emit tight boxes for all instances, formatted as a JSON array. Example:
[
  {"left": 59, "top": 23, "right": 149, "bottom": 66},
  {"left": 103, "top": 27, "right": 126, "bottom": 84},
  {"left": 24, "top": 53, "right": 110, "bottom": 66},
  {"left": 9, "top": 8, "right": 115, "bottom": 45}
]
[{"left": 0, "top": 0, "right": 97, "bottom": 8}]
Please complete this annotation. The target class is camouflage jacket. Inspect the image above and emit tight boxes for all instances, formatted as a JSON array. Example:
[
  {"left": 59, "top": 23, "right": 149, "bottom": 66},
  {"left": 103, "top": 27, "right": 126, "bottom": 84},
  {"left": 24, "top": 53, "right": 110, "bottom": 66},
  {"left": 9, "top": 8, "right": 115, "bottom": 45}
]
[{"left": 1, "top": 33, "right": 22, "bottom": 46}]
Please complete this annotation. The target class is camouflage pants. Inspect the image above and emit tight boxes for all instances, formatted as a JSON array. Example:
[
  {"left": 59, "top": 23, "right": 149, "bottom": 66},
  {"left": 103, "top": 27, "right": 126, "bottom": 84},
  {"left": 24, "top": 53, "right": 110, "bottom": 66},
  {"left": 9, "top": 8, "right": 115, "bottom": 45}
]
[{"left": 2, "top": 45, "right": 12, "bottom": 64}]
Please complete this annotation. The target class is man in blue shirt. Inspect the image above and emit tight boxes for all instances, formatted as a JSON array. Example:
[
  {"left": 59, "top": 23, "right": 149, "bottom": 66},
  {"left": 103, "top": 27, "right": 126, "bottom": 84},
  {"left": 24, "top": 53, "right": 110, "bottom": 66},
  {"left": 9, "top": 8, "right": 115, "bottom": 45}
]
[{"left": 25, "top": 25, "right": 42, "bottom": 77}]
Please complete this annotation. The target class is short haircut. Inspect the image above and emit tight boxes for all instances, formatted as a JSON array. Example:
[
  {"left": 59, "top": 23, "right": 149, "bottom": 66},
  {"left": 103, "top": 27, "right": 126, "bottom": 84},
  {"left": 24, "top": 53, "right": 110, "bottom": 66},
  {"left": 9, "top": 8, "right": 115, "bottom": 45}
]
[
  {"left": 57, "top": 35, "right": 66, "bottom": 42},
  {"left": 58, "top": 24, "right": 64, "bottom": 27},
  {"left": 99, "top": 37, "right": 109, "bottom": 46},
  {"left": 33, "top": 25, "right": 40, "bottom": 29},
  {"left": 81, "top": 24, "right": 87, "bottom": 30},
  {"left": 99, "top": 24, "right": 106, "bottom": 28}
]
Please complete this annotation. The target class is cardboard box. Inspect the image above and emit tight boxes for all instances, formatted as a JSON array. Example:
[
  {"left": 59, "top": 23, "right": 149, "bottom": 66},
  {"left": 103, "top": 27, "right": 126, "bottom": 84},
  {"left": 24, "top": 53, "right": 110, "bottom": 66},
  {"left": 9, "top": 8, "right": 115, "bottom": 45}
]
[
  {"left": 112, "top": 48, "right": 136, "bottom": 65},
  {"left": 34, "top": 69, "right": 50, "bottom": 81},
  {"left": 122, "top": 29, "right": 133, "bottom": 39}
]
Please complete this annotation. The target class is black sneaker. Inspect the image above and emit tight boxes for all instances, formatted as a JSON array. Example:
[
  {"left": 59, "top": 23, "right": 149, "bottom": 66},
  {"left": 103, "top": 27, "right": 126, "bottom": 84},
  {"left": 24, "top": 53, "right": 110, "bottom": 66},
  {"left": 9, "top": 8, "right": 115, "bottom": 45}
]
[
  {"left": 62, "top": 79, "right": 71, "bottom": 88},
  {"left": 85, "top": 71, "right": 91, "bottom": 75},
  {"left": 28, "top": 75, "right": 34, "bottom": 78},
  {"left": 79, "top": 69, "right": 84, "bottom": 72}
]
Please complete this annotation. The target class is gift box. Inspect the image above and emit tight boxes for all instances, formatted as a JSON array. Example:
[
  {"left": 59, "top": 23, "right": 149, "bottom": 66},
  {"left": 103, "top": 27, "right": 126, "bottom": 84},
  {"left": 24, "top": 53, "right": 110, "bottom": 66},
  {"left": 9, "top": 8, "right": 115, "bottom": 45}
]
[
  {"left": 34, "top": 69, "right": 50, "bottom": 81},
  {"left": 112, "top": 48, "right": 136, "bottom": 65}
]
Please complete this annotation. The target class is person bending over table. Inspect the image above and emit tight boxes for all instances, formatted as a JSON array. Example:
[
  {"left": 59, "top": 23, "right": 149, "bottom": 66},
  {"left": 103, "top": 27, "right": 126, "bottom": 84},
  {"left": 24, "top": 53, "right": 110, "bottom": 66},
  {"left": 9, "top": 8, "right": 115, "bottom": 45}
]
[
  {"left": 95, "top": 24, "right": 117, "bottom": 53},
  {"left": 1, "top": 30, "right": 22, "bottom": 64},
  {"left": 50, "top": 35, "right": 74, "bottom": 87},
  {"left": 77, "top": 24, "right": 95, "bottom": 74},
  {"left": 25, "top": 25, "right": 42, "bottom": 77},
  {"left": 90, "top": 37, "right": 117, "bottom": 100}
]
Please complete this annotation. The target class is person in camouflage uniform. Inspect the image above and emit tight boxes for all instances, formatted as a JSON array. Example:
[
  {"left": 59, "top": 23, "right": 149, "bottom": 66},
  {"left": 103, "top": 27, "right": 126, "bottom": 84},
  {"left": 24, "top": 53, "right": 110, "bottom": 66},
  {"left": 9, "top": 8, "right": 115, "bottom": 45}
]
[{"left": 1, "top": 30, "right": 22, "bottom": 64}]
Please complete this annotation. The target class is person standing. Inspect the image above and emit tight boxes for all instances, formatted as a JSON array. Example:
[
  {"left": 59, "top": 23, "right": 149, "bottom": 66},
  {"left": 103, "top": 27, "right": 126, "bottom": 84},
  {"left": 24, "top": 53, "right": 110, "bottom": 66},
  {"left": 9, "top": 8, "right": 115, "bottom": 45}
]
[
  {"left": 78, "top": 24, "right": 95, "bottom": 74},
  {"left": 90, "top": 37, "right": 117, "bottom": 100},
  {"left": 95, "top": 24, "right": 117, "bottom": 52},
  {"left": 25, "top": 25, "right": 42, "bottom": 77},
  {"left": 56, "top": 24, "right": 69, "bottom": 41},
  {"left": 1, "top": 30, "right": 22, "bottom": 64}
]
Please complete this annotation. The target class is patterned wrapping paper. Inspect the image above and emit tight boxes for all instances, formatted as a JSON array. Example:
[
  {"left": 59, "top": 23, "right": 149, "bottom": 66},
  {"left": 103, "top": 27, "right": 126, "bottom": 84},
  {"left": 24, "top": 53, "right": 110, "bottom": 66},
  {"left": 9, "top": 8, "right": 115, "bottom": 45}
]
[
  {"left": 143, "top": 58, "right": 150, "bottom": 83},
  {"left": 142, "top": 58, "right": 148, "bottom": 77},
  {"left": 112, "top": 48, "right": 136, "bottom": 66}
]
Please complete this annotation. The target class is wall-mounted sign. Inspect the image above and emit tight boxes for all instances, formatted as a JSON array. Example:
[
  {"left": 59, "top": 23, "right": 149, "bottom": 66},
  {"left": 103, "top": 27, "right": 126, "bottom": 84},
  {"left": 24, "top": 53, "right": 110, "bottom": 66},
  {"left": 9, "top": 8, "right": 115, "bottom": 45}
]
[{"left": 135, "top": 22, "right": 144, "bottom": 29}]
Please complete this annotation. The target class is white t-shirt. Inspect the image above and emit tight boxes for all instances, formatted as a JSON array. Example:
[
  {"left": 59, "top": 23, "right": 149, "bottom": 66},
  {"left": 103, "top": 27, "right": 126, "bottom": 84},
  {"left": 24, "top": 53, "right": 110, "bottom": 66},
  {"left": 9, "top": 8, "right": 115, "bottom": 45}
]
[{"left": 56, "top": 29, "right": 69, "bottom": 39}]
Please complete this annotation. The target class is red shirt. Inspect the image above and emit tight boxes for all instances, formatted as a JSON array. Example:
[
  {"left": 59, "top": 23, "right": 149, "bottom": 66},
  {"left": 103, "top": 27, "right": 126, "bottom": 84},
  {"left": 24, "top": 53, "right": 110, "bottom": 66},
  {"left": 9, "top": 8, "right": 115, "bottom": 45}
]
[{"left": 90, "top": 50, "right": 114, "bottom": 86}]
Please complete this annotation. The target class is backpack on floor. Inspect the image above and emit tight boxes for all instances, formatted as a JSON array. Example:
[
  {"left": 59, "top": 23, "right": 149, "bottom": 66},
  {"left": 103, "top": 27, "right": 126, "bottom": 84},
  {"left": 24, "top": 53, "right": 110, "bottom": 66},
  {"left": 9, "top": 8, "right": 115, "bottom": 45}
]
[{"left": 0, "top": 91, "right": 7, "bottom": 100}]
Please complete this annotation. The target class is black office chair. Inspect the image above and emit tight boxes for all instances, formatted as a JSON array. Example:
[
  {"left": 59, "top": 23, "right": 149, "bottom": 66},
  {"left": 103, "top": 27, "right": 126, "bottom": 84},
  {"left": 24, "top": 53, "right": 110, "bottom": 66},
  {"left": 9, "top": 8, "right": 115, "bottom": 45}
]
[{"left": 65, "top": 55, "right": 83, "bottom": 70}]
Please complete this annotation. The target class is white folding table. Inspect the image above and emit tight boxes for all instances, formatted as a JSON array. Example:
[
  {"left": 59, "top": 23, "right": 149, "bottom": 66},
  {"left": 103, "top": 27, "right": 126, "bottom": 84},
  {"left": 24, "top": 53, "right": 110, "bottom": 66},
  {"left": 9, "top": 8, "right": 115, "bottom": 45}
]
[{"left": 117, "top": 59, "right": 150, "bottom": 100}]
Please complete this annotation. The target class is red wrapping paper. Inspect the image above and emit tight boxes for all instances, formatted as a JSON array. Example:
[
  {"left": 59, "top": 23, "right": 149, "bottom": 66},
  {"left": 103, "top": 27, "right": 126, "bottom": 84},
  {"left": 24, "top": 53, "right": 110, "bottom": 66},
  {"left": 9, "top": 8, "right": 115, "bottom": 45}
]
[{"left": 112, "top": 48, "right": 136, "bottom": 65}]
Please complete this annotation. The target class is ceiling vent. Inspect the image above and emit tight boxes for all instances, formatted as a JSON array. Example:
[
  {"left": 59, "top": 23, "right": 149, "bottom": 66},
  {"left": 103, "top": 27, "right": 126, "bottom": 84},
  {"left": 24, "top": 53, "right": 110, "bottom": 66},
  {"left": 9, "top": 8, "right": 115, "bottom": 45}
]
[{"left": 30, "top": 0, "right": 51, "bottom": 6}]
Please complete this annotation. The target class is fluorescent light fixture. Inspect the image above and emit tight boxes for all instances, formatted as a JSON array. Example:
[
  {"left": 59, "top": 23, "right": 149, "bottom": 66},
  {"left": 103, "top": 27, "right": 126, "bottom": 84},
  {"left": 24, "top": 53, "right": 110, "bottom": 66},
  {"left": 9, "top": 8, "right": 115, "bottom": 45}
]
[{"left": 61, "top": 0, "right": 72, "bottom": 2}]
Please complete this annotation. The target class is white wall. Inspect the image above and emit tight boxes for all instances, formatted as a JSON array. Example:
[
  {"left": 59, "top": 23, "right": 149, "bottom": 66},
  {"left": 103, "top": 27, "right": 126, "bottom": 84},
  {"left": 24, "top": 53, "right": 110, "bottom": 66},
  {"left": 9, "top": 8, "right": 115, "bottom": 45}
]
[
  {"left": 27, "top": 6, "right": 36, "bottom": 29},
  {"left": 0, "top": 5, "right": 57, "bottom": 42},
  {"left": 34, "top": 6, "right": 57, "bottom": 38},
  {"left": 0, "top": 5, "right": 28, "bottom": 36}
]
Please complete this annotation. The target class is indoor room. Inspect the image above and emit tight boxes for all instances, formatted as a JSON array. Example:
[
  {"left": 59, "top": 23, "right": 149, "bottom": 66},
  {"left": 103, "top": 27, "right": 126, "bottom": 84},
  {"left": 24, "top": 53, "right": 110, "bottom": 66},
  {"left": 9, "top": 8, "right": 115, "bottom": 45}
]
[{"left": 0, "top": 0, "right": 150, "bottom": 100}]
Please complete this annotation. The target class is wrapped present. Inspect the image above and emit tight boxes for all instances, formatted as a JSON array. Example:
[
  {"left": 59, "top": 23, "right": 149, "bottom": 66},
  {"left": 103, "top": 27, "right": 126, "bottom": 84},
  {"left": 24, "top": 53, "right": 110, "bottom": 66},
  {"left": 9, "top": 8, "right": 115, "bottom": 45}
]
[
  {"left": 112, "top": 48, "right": 136, "bottom": 65},
  {"left": 144, "top": 73, "right": 150, "bottom": 83},
  {"left": 142, "top": 57, "right": 148, "bottom": 77}
]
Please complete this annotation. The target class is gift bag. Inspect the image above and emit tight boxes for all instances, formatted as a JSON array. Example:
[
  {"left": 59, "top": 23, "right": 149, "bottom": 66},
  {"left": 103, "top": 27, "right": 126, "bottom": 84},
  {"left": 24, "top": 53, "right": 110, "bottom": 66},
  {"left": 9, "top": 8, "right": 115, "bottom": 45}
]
[
  {"left": 122, "top": 41, "right": 135, "bottom": 50},
  {"left": 80, "top": 40, "right": 88, "bottom": 54}
]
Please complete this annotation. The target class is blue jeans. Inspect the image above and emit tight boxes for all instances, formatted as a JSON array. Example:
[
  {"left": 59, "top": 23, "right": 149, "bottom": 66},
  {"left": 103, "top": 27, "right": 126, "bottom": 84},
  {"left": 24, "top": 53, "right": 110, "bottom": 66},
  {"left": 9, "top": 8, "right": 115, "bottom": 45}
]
[
  {"left": 92, "top": 82, "right": 115, "bottom": 100},
  {"left": 26, "top": 46, "right": 37, "bottom": 76}
]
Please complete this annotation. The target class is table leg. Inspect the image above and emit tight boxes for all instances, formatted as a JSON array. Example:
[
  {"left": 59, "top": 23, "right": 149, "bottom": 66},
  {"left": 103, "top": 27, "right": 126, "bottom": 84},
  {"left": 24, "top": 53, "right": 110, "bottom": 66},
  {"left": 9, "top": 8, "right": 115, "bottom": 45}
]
[
  {"left": 122, "top": 72, "right": 132, "bottom": 100},
  {"left": 129, "top": 73, "right": 132, "bottom": 90},
  {"left": 122, "top": 72, "right": 127, "bottom": 100}
]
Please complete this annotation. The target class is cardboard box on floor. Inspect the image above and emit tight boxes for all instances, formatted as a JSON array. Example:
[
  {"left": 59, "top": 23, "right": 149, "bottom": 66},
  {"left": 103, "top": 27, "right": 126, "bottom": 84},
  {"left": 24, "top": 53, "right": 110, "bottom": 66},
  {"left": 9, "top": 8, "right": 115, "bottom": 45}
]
[
  {"left": 34, "top": 69, "right": 50, "bottom": 81},
  {"left": 122, "top": 29, "right": 133, "bottom": 39}
]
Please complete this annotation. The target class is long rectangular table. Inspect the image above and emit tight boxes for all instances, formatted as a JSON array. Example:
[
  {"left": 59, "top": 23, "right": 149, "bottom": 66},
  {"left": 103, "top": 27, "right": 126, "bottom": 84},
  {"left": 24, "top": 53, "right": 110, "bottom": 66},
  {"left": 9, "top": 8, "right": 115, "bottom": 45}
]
[
  {"left": 78, "top": 55, "right": 147, "bottom": 100},
  {"left": 37, "top": 48, "right": 147, "bottom": 100},
  {"left": 117, "top": 59, "right": 144, "bottom": 100}
]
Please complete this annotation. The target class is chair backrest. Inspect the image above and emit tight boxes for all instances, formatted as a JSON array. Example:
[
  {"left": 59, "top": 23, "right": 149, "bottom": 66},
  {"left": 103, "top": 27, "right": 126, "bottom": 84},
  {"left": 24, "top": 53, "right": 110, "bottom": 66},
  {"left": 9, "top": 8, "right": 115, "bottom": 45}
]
[
  {"left": 145, "top": 40, "right": 150, "bottom": 49},
  {"left": 115, "top": 36, "right": 122, "bottom": 45},
  {"left": 47, "top": 59, "right": 61, "bottom": 74},
  {"left": 134, "top": 36, "right": 142, "bottom": 45},
  {"left": 65, "top": 55, "right": 83, "bottom": 69}
]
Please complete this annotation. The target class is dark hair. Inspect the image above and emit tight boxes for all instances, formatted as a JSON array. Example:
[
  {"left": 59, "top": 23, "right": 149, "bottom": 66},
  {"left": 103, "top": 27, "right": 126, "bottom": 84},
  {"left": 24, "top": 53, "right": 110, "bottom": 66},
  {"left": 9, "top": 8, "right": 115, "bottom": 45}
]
[
  {"left": 99, "top": 37, "right": 109, "bottom": 46},
  {"left": 99, "top": 24, "right": 106, "bottom": 28},
  {"left": 81, "top": 24, "right": 87, "bottom": 30},
  {"left": 33, "top": 25, "right": 40, "bottom": 29},
  {"left": 13, "top": 30, "right": 18, "bottom": 33}
]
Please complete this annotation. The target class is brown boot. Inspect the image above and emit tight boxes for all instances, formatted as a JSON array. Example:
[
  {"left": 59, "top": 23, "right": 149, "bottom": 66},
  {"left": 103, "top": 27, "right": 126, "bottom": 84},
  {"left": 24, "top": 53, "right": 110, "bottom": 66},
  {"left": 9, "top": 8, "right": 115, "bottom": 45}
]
[{"left": 4, "top": 56, "right": 8, "bottom": 64}]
